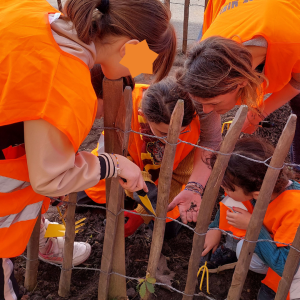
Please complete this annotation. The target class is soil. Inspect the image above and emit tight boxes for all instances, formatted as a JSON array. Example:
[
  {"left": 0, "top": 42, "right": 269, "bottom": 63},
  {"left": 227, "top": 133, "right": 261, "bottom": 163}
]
[{"left": 15, "top": 52, "right": 293, "bottom": 300}]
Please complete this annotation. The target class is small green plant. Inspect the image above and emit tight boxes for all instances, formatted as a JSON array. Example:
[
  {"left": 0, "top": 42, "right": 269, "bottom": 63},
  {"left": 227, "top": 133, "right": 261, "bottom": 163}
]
[{"left": 136, "top": 274, "right": 156, "bottom": 298}]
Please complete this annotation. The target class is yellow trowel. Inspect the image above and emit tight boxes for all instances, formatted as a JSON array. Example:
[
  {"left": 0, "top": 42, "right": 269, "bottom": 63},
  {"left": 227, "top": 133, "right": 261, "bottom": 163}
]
[
  {"left": 135, "top": 189, "right": 156, "bottom": 217},
  {"left": 44, "top": 206, "right": 86, "bottom": 238}
]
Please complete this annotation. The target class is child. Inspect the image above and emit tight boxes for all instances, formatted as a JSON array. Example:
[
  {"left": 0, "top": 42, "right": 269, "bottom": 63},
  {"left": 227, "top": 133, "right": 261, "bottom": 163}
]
[
  {"left": 81, "top": 76, "right": 202, "bottom": 239},
  {"left": 203, "top": 137, "right": 300, "bottom": 300}
]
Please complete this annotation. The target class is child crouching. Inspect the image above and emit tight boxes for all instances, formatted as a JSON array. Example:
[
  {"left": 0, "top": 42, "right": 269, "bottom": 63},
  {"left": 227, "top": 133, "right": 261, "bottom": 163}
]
[{"left": 203, "top": 137, "right": 300, "bottom": 300}]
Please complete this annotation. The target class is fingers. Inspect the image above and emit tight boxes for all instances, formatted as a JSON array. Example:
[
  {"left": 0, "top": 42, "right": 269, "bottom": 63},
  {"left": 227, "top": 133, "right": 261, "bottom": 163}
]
[
  {"left": 202, "top": 246, "right": 211, "bottom": 257},
  {"left": 232, "top": 207, "right": 247, "bottom": 214},
  {"left": 179, "top": 205, "right": 187, "bottom": 224},
  {"left": 142, "top": 181, "right": 148, "bottom": 193},
  {"left": 167, "top": 197, "right": 179, "bottom": 212}
]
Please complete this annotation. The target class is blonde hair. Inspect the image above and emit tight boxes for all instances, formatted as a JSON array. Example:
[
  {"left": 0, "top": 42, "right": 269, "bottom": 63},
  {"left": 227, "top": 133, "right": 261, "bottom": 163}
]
[
  {"left": 177, "top": 36, "right": 267, "bottom": 109},
  {"left": 63, "top": 0, "right": 177, "bottom": 82}
]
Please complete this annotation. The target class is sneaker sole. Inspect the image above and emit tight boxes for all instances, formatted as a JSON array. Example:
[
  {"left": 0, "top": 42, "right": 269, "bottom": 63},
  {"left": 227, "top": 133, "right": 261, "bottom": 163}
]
[{"left": 208, "top": 262, "right": 237, "bottom": 273}]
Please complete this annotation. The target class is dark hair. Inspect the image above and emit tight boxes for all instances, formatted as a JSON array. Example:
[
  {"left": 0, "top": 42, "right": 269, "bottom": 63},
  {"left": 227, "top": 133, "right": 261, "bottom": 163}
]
[
  {"left": 210, "top": 137, "right": 291, "bottom": 195},
  {"left": 90, "top": 64, "right": 134, "bottom": 97},
  {"left": 141, "top": 77, "right": 197, "bottom": 127},
  {"left": 64, "top": 0, "right": 177, "bottom": 82},
  {"left": 177, "top": 36, "right": 266, "bottom": 109}
]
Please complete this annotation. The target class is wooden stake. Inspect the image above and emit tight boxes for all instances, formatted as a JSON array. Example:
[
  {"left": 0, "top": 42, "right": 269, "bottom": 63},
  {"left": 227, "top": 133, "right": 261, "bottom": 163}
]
[
  {"left": 227, "top": 114, "right": 297, "bottom": 300},
  {"left": 144, "top": 100, "right": 184, "bottom": 300},
  {"left": 24, "top": 212, "right": 41, "bottom": 291},
  {"left": 98, "top": 85, "right": 133, "bottom": 300},
  {"left": 58, "top": 192, "right": 77, "bottom": 297},
  {"left": 182, "top": 105, "right": 248, "bottom": 300},
  {"left": 182, "top": 0, "right": 190, "bottom": 54},
  {"left": 275, "top": 224, "right": 300, "bottom": 300}
]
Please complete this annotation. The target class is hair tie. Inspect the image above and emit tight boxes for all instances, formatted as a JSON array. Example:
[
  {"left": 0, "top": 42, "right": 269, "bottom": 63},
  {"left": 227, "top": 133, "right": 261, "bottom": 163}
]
[{"left": 97, "top": 0, "right": 109, "bottom": 14}]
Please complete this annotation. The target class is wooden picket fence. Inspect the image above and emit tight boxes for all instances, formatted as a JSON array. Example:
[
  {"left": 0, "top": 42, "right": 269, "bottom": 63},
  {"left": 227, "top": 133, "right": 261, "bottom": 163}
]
[
  {"left": 22, "top": 1, "right": 300, "bottom": 299},
  {"left": 23, "top": 78, "right": 300, "bottom": 300}
]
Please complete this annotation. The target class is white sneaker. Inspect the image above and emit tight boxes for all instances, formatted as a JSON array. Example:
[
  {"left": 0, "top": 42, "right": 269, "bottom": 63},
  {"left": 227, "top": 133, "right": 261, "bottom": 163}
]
[{"left": 38, "top": 217, "right": 91, "bottom": 266}]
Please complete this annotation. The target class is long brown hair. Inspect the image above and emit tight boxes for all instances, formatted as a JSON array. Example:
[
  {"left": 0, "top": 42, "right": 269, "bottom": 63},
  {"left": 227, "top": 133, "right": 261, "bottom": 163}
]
[
  {"left": 142, "top": 78, "right": 196, "bottom": 127},
  {"left": 63, "top": 0, "right": 176, "bottom": 82},
  {"left": 177, "top": 36, "right": 266, "bottom": 109}
]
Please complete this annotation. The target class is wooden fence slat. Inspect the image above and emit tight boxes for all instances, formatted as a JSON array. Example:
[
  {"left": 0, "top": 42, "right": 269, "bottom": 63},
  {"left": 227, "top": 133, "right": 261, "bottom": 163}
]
[
  {"left": 227, "top": 114, "right": 297, "bottom": 300},
  {"left": 182, "top": 0, "right": 190, "bottom": 54},
  {"left": 58, "top": 192, "right": 77, "bottom": 297},
  {"left": 275, "top": 224, "right": 300, "bottom": 299},
  {"left": 98, "top": 84, "right": 133, "bottom": 300},
  {"left": 182, "top": 105, "right": 248, "bottom": 300},
  {"left": 24, "top": 212, "right": 41, "bottom": 291},
  {"left": 144, "top": 100, "right": 184, "bottom": 300}
]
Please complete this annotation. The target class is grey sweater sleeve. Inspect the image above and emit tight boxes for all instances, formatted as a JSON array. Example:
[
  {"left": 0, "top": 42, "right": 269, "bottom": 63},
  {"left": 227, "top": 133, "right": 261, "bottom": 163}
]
[{"left": 195, "top": 103, "right": 222, "bottom": 150}]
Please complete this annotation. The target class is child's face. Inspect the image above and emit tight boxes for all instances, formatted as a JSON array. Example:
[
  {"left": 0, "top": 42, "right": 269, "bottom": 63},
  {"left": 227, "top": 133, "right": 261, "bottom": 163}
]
[
  {"left": 148, "top": 121, "right": 186, "bottom": 142},
  {"left": 221, "top": 184, "right": 255, "bottom": 203}
]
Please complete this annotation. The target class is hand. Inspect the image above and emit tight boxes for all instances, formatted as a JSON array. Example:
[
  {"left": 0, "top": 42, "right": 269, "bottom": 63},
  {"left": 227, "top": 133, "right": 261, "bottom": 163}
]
[
  {"left": 241, "top": 111, "right": 263, "bottom": 134},
  {"left": 124, "top": 211, "right": 144, "bottom": 237},
  {"left": 50, "top": 195, "right": 66, "bottom": 206},
  {"left": 167, "top": 189, "right": 202, "bottom": 224},
  {"left": 202, "top": 229, "right": 222, "bottom": 256},
  {"left": 111, "top": 154, "right": 148, "bottom": 193},
  {"left": 226, "top": 207, "right": 252, "bottom": 230}
]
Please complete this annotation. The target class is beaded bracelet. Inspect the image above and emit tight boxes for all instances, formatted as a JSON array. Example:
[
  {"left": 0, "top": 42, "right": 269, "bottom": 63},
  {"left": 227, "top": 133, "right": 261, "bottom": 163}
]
[
  {"left": 112, "top": 153, "right": 122, "bottom": 178},
  {"left": 184, "top": 181, "right": 204, "bottom": 197}
]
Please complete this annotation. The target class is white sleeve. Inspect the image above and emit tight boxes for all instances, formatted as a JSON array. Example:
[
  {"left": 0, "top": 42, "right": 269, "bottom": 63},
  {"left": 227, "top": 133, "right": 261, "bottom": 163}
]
[{"left": 24, "top": 119, "right": 103, "bottom": 197}]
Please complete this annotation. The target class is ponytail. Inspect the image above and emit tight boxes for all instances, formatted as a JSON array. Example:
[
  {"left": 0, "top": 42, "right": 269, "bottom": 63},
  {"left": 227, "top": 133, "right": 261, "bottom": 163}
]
[{"left": 64, "top": 0, "right": 176, "bottom": 81}]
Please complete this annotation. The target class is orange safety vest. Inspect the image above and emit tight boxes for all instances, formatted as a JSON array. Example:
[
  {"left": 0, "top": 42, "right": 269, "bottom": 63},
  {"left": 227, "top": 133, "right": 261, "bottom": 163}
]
[
  {"left": 202, "top": 0, "right": 300, "bottom": 95},
  {"left": 0, "top": 0, "right": 97, "bottom": 257},
  {"left": 85, "top": 84, "right": 201, "bottom": 222},
  {"left": 219, "top": 189, "right": 300, "bottom": 298},
  {"left": 202, "top": 0, "right": 226, "bottom": 36}
]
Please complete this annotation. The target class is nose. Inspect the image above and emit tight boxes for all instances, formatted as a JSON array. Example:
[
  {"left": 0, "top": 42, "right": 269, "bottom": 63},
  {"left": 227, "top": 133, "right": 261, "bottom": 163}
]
[{"left": 202, "top": 105, "right": 214, "bottom": 114}]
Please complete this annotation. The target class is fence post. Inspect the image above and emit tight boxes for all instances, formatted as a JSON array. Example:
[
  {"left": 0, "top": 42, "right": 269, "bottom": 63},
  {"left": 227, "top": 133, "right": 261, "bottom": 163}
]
[
  {"left": 227, "top": 114, "right": 297, "bottom": 300},
  {"left": 24, "top": 212, "right": 41, "bottom": 291},
  {"left": 275, "top": 225, "right": 300, "bottom": 299},
  {"left": 182, "top": 0, "right": 190, "bottom": 54},
  {"left": 98, "top": 82, "right": 133, "bottom": 300},
  {"left": 182, "top": 105, "right": 248, "bottom": 300},
  {"left": 58, "top": 192, "right": 77, "bottom": 297},
  {"left": 144, "top": 100, "right": 184, "bottom": 300}
]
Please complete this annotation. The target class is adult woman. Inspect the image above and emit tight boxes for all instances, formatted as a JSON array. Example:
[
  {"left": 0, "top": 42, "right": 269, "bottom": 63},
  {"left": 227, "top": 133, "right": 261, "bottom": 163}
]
[
  {"left": 177, "top": 0, "right": 300, "bottom": 166},
  {"left": 0, "top": 0, "right": 176, "bottom": 297}
]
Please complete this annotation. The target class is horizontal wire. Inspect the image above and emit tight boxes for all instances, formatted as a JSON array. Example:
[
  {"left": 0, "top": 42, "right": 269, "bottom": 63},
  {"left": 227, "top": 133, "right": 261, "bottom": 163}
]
[{"left": 93, "top": 125, "right": 292, "bottom": 170}]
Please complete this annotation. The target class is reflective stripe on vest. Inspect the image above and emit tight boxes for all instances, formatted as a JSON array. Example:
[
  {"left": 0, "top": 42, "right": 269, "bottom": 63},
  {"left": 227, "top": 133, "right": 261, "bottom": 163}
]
[
  {"left": 0, "top": 201, "right": 43, "bottom": 229},
  {"left": 0, "top": 175, "right": 30, "bottom": 193}
]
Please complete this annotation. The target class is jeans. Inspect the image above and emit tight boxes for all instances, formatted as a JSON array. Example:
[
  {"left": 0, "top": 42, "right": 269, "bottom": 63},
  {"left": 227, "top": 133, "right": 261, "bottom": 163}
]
[
  {"left": 290, "top": 94, "right": 300, "bottom": 170},
  {"left": 148, "top": 218, "right": 182, "bottom": 240}
]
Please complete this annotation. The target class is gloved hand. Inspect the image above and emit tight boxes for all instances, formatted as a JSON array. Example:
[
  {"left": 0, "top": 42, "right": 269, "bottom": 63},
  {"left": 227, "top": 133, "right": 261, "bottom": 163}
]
[{"left": 124, "top": 210, "right": 144, "bottom": 237}]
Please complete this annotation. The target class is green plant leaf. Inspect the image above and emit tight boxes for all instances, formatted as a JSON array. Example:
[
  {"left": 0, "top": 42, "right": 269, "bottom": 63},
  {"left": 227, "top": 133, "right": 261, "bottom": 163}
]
[
  {"left": 146, "top": 277, "right": 156, "bottom": 284},
  {"left": 139, "top": 282, "right": 146, "bottom": 298},
  {"left": 146, "top": 281, "right": 155, "bottom": 294}
]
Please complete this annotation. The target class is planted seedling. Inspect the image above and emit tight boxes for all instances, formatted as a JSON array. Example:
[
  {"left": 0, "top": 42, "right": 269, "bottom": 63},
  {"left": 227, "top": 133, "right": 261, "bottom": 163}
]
[{"left": 136, "top": 274, "right": 156, "bottom": 298}]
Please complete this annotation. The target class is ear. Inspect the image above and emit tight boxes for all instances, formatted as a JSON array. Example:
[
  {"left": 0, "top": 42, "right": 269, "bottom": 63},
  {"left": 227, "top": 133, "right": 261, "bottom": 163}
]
[
  {"left": 252, "top": 191, "right": 260, "bottom": 200},
  {"left": 138, "top": 108, "right": 145, "bottom": 117},
  {"left": 119, "top": 39, "right": 140, "bottom": 58},
  {"left": 238, "top": 80, "right": 248, "bottom": 88}
]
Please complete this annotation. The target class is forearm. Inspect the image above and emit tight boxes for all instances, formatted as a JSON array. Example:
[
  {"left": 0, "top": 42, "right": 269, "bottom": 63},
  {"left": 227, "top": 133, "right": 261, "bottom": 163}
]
[
  {"left": 24, "top": 119, "right": 113, "bottom": 197},
  {"left": 263, "top": 83, "right": 300, "bottom": 116},
  {"left": 189, "top": 147, "right": 212, "bottom": 187},
  {"left": 255, "top": 226, "right": 290, "bottom": 276}
]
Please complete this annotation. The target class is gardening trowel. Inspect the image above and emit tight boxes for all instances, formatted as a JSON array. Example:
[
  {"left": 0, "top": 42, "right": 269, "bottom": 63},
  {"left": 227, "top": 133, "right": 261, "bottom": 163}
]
[{"left": 134, "top": 189, "right": 157, "bottom": 216}]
